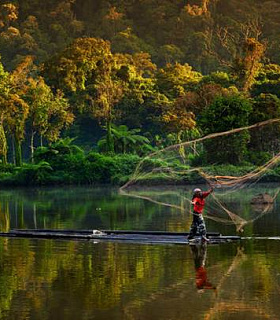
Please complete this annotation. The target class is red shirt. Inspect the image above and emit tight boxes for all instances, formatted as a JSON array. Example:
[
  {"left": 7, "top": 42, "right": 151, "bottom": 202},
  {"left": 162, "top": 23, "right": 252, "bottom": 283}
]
[{"left": 193, "top": 191, "right": 211, "bottom": 214}]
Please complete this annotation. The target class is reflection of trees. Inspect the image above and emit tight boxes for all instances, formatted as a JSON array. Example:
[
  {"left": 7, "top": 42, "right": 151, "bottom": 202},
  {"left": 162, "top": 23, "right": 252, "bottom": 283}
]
[
  {"left": 0, "top": 187, "right": 162, "bottom": 232},
  {"left": 2, "top": 185, "right": 278, "bottom": 234},
  {"left": 204, "top": 302, "right": 278, "bottom": 320},
  {"left": 0, "top": 239, "right": 192, "bottom": 319},
  {"left": 0, "top": 201, "right": 10, "bottom": 232},
  {"left": 122, "top": 246, "right": 243, "bottom": 319},
  {"left": 121, "top": 245, "right": 280, "bottom": 320},
  {"left": 0, "top": 187, "right": 280, "bottom": 319},
  {"left": 0, "top": 238, "right": 280, "bottom": 319},
  {"left": 200, "top": 246, "right": 280, "bottom": 320}
]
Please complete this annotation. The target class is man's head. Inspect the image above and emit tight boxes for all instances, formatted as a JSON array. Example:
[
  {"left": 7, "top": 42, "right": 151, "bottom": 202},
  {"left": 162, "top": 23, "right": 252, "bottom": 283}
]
[{"left": 193, "top": 188, "right": 202, "bottom": 196}]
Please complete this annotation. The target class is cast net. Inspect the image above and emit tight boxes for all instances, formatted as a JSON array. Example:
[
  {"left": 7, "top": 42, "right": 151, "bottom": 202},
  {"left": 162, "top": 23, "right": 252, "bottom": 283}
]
[{"left": 120, "top": 119, "right": 280, "bottom": 232}]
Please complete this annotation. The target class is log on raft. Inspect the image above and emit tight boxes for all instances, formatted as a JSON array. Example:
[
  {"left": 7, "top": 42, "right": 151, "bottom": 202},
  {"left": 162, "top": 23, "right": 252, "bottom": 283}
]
[{"left": 0, "top": 229, "right": 241, "bottom": 245}]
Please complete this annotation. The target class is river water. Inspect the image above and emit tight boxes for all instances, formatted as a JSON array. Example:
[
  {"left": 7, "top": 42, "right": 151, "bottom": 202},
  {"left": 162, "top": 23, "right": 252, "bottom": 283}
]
[{"left": 0, "top": 185, "right": 280, "bottom": 320}]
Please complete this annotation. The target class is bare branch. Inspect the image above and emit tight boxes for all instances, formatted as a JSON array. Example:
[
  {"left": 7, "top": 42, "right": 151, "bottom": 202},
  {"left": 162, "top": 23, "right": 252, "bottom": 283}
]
[{"left": 204, "top": 28, "right": 233, "bottom": 68}]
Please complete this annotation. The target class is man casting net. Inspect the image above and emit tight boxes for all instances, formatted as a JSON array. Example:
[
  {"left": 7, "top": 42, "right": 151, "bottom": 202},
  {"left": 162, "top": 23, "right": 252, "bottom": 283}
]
[{"left": 120, "top": 119, "right": 280, "bottom": 233}]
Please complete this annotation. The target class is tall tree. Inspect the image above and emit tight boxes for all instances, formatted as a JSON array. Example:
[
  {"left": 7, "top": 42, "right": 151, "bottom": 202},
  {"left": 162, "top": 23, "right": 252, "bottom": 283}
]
[
  {"left": 8, "top": 56, "right": 35, "bottom": 166},
  {"left": 0, "top": 59, "right": 10, "bottom": 164},
  {"left": 233, "top": 38, "right": 265, "bottom": 92},
  {"left": 199, "top": 94, "right": 252, "bottom": 164},
  {"left": 161, "top": 98, "right": 196, "bottom": 144},
  {"left": 43, "top": 38, "right": 157, "bottom": 151},
  {"left": 42, "top": 37, "right": 119, "bottom": 151},
  {"left": 43, "top": 37, "right": 111, "bottom": 94},
  {"left": 24, "top": 77, "right": 74, "bottom": 160},
  {"left": 6, "top": 94, "right": 29, "bottom": 166},
  {"left": 42, "top": 90, "right": 74, "bottom": 144},
  {"left": 92, "top": 55, "right": 125, "bottom": 153}
]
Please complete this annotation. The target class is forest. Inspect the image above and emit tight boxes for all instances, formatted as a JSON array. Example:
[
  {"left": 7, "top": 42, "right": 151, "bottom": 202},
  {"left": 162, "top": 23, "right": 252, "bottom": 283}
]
[{"left": 1, "top": 0, "right": 280, "bottom": 185}]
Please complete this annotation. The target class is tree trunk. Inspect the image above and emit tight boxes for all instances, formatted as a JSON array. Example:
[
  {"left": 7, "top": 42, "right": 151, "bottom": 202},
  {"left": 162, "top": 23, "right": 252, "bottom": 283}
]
[
  {"left": 0, "top": 123, "right": 7, "bottom": 165},
  {"left": 177, "top": 130, "right": 186, "bottom": 162},
  {"left": 11, "top": 137, "right": 15, "bottom": 165},
  {"left": 106, "top": 119, "right": 114, "bottom": 153},
  {"left": 30, "top": 129, "right": 35, "bottom": 163},
  {"left": 14, "top": 136, "right": 22, "bottom": 167}
]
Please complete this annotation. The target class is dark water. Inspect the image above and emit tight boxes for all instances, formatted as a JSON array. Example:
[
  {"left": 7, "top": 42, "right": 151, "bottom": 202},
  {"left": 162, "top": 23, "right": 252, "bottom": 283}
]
[{"left": 0, "top": 185, "right": 280, "bottom": 320}]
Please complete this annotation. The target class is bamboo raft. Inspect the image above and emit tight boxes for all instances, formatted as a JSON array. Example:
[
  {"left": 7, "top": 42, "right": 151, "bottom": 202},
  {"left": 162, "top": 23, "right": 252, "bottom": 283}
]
[{"left": 0, "top": 229, "right": 241, "bottom": 245}]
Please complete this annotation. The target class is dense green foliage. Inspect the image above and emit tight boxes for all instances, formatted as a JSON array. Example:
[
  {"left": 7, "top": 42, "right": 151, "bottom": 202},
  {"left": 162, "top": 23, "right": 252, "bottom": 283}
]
[
  {"left": 1, "top": 1, "right": 280, "bottom": 185},
  {"left": 0, "top": 139, "right": 141, "bottom": 186},
  {"left": 199, "top": 95, "right": 252, "bottom": 164},
  {"left": 1, "top": 0, "right": 280, "bottom": 71}
]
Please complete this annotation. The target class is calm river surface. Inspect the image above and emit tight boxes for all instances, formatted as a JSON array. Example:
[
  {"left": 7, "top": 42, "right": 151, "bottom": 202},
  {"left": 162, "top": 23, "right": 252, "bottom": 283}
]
[{"left": 0, "top": 184, "right": 280, "bottom": 320}]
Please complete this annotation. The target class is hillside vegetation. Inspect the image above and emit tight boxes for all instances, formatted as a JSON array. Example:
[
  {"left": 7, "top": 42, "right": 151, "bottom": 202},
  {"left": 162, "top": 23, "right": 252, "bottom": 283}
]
[{"left": 0, "top": 0, "right": 280, "bottom": 185}]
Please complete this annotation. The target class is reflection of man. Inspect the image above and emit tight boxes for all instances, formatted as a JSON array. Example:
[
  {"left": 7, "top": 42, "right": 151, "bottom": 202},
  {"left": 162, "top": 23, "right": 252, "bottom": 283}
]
[{"left": 190, "top": 243, "right": 216, "bottom": 292}]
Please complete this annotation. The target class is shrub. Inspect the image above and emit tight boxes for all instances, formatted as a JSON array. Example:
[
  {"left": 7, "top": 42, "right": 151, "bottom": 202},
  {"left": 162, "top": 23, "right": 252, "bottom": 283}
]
[
  {"left": 245, "top": 151, "right": 272, "bottom": 166},
  {"left": 86, "top": 152, "right": 140, "bottom": 184},
  {"left": 15, "top": 161, "right": 53, "bottom": 185},
  {"left": 199, "top": 95, "right": 252, "bottom": 164}
]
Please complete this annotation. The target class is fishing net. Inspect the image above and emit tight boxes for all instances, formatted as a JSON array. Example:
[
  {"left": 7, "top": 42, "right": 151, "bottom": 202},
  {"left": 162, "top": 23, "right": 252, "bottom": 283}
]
[{"left": 120, "top": 119, "right": 280, "bottom": 232}]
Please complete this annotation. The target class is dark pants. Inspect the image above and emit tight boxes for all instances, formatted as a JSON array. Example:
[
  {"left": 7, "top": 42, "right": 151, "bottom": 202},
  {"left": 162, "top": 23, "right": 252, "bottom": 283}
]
[{"left": 189, "top": 213, "right": 206, "bottom": 238}]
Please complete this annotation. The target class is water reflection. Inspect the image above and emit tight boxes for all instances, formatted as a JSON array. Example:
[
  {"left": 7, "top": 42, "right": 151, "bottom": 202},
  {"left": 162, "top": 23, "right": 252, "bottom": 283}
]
[
  {"left": 190, "top": 243, "right": 216, "bottom": 292},
  {"left": 0, "top": 185, "right": 279, "bottom": 236},
  {"left": 0, "top": 233, "right": 280, "bottom": 319},
  {"left": 0, "top": 187, "right": 169, "bottom": 232},
  {"left": 0, "top": 186, "right": 280, "bottom": 319}
]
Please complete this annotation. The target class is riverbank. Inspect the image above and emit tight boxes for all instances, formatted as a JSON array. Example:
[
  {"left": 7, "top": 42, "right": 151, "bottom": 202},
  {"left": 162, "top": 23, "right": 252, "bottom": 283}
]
[{"left": 0, "top": 154, "right": 279, "bottom": 187}]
